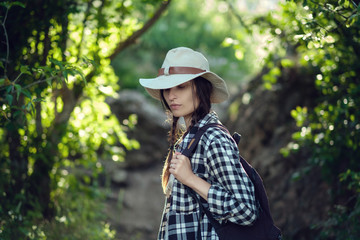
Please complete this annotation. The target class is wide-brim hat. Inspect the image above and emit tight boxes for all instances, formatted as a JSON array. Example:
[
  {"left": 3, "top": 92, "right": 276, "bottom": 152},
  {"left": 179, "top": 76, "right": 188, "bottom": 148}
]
[{"left": 139, "top": 47, "right": 229, "bottom": 103}]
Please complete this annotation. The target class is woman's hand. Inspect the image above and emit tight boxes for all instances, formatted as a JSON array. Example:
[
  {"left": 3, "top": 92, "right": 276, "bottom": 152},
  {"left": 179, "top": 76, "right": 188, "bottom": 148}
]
[
  {"left": 169, "top": 152, "right": 211, "bottom": 201},
  {"left": 169, "top": 152, "right": 195, "bottom": 186}
]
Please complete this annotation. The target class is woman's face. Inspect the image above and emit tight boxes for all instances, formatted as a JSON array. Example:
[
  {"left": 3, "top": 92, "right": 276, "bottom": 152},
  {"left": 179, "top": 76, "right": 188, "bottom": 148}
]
[{"left": 163, "top": 81, "right": 199, "bottom": 120}]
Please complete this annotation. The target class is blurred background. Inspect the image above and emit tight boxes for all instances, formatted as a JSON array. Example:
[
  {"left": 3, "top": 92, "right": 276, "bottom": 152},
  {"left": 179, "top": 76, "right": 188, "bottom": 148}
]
[{"left": 0, "top": 0, "right": 359, "bottom": 239}]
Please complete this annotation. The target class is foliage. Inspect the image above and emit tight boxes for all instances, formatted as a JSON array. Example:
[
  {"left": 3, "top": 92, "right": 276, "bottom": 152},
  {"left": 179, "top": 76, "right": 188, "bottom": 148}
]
[
  {"left": 111, "top": 0, "right": 262, "bottom": 91},
  {"left": 255, "top": 0, "right": 360, "bottom": 238},
  {"left": 315, "top": 170, "right": 360, "bottom": 239},
  {"left": 0, "top": 0, "right": 166, "bottom": 239},
  {"left": 41, "top": 174, "right": 116, "bottom": 240}
]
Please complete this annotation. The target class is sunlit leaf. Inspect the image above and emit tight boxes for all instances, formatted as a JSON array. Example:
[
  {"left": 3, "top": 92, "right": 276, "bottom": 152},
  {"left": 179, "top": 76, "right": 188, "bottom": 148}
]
[
  {"left": 20, "top": 65, "right": 31, "bottom": 75},
  {"left": 281, "top": 59, "right": 294, "bottom": 68}
]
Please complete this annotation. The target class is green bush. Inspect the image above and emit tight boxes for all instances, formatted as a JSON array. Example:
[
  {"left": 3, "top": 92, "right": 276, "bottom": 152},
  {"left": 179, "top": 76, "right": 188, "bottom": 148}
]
[{"left": 272, "top": 0, "right": 360, "bottom": 238}]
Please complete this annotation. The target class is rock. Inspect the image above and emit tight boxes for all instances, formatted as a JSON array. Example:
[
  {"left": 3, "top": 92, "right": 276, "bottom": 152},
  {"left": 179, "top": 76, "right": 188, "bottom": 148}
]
[
  {"left": 111, "top": 169, "right": 128, "bottom": 186},
  {"left": 106, "top": 90, "right": 169, "bottom": 168}
]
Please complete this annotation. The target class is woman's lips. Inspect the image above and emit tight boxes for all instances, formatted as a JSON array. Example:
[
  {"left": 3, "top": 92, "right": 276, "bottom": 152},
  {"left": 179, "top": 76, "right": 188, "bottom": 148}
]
[{"left": 170, "top": 104, "right": 181, "bottom": 110}]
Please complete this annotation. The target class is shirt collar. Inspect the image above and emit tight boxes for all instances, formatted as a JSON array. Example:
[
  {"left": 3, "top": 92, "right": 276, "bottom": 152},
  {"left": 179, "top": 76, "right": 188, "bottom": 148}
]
[
  {"left": 194, "top": 111, "right": 220, "bottom": 128},
  {"left": 187, "top": 111, "right": 220, "bottom": 136}
]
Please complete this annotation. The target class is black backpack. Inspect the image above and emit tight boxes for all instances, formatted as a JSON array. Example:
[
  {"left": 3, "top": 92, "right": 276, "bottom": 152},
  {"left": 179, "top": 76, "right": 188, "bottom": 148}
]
[{"left": 182, "top": 123, "right": 282, "bottom": 240}]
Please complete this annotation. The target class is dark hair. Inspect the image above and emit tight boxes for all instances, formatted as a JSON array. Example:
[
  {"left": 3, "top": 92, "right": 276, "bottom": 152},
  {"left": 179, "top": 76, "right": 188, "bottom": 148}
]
[
  {"left": 160, "top": 76, "right": 213, "bottom": 192},
  {"left": 190, "top": 76, "right": 212, "bottom": 127}
]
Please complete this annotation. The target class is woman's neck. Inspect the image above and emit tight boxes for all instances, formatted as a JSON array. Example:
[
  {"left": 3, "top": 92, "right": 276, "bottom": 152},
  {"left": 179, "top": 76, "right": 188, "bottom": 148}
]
[{"left": 183, "top": 115, "right": 192, "bottom": 130}]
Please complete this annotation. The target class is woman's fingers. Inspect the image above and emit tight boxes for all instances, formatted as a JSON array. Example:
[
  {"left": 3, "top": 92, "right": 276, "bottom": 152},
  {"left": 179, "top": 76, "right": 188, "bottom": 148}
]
[
  {"left": 169, "top": 152, "right": 195, "bottom": 186},
  {"left": 170, "top": 153, "right": 185, "bottom": 168}
]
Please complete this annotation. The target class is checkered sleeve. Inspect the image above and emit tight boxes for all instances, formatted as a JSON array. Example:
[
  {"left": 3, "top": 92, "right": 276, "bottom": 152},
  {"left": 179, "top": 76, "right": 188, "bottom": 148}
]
[{"left": 204, "top": 131, "right": 257, "bottom": 226}]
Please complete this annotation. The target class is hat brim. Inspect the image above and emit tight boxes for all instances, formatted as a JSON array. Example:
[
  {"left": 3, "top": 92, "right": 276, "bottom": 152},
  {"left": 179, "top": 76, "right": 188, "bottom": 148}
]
[{"left": 139, "top": 71, "right": 229, "bottom": 103}]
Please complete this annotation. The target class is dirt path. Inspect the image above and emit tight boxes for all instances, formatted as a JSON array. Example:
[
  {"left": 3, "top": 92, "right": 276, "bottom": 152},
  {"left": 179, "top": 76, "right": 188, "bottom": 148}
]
[{"left": 105, "top": 162, "right": 164, "bottom": 240}]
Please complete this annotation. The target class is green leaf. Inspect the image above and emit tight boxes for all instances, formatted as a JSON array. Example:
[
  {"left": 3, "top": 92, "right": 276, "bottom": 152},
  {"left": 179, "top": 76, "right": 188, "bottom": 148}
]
[
  {"left": 0, "top": 1, "right": 25, "bottom": 9},
  {"left": 21, "top": 89, "right": 32, "bottom": 99},
  {"left": 46, "top": 78, "right": 52, "bottom": 86},
  {"left": 9, "top": 1, "right": 25, "bottom": 8},
  {"left": 25, "top": 101, "right": 35, "bottom": 114},
  {"left": 0, "top": 61, "right": 4, "bottom": 69},
  {"left": 6, "top": 94, "right": 13, "bottom": 105},
  {"left": 1, "top": 109, "right": 9, "bottom": 121},
  {"left": 291, "top": 171, "right": 301, "bottom": 181},
  {"left": 15, "top": 201, "right": 22, "bottom": 213},
  {"left": 13, "top": 110, "right": 23, "bottom": 119},
  {"left": 49, "top": 58, "right": 64, "bottom": 70},
  {"left": 72, "top": 68, "right": 87, "bottom": 85},
  {"left": 20, "top": 65, "right": 31, "bottom": 75},
  {"left": 14, "top": 84, "right": 21, "bottom": 100},
  {"left": 281, "top": 59, "right": 295, "bottom": 68},
  {"left": 5, "top": 85, "right": 12, "bottom": 93},
  {"left": 0, "top": 2, "right": 10, "bottom": 8},
  {"left": 263, "top": 82, "right": 273, "bottom": 90},
  {"left": 348, "top": 12, "right": 359, "bottom": 21},
  {"left": 33, "top": 97, "right": 44, "bottom": 103},
  {"left": 63, "top": 70, "right": 69, "bottom": 81}
]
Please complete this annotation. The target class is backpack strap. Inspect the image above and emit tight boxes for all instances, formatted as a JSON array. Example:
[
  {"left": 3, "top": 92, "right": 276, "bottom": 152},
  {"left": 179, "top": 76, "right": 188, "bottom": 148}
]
[
  {"left": 182, "top": 123, "right": 234, "bottom": 237},
  {"left": 182, "top": 123, "right": 225, "bottom": 239},
  {"left": 182, "top": 123, "right": 223, "bottom": 157}
]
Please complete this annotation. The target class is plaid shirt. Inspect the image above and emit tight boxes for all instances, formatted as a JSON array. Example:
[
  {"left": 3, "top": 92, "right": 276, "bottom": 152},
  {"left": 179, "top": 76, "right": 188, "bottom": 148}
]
[{"left": 158, "top": 112, "right": 257, "bottom": 240}]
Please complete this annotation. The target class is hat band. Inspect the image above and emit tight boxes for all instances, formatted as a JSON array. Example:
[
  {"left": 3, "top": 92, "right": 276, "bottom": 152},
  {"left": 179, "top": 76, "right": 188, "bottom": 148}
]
[{"left": 158, "top": 67, "right": 206, "bottom": 76}]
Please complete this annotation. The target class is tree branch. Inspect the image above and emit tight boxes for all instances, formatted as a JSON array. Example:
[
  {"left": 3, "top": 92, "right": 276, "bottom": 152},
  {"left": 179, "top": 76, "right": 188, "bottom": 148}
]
[
  {"left": 226, "top": 1, "right": 252, "bottom": 34},
  {"left": 1, "top": 6, "right": 10, "bottom": 77},
  {"left": 108, "top": 0, "right": 171, "bottom": 60},
  {"left": 22, "top": 76, "right": 56, "bottom": 90}
]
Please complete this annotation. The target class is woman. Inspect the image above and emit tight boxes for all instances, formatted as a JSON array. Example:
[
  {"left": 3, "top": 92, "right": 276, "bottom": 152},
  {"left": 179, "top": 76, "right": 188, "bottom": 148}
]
[{"left": 139, "top": 47, "right": 257, "bottom": 240}]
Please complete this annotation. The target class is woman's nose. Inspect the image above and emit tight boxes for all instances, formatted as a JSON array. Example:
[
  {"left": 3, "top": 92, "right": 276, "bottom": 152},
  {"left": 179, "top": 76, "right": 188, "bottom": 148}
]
[{"left": 167, "top": 88, "right": 176, "bottom": 100}]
